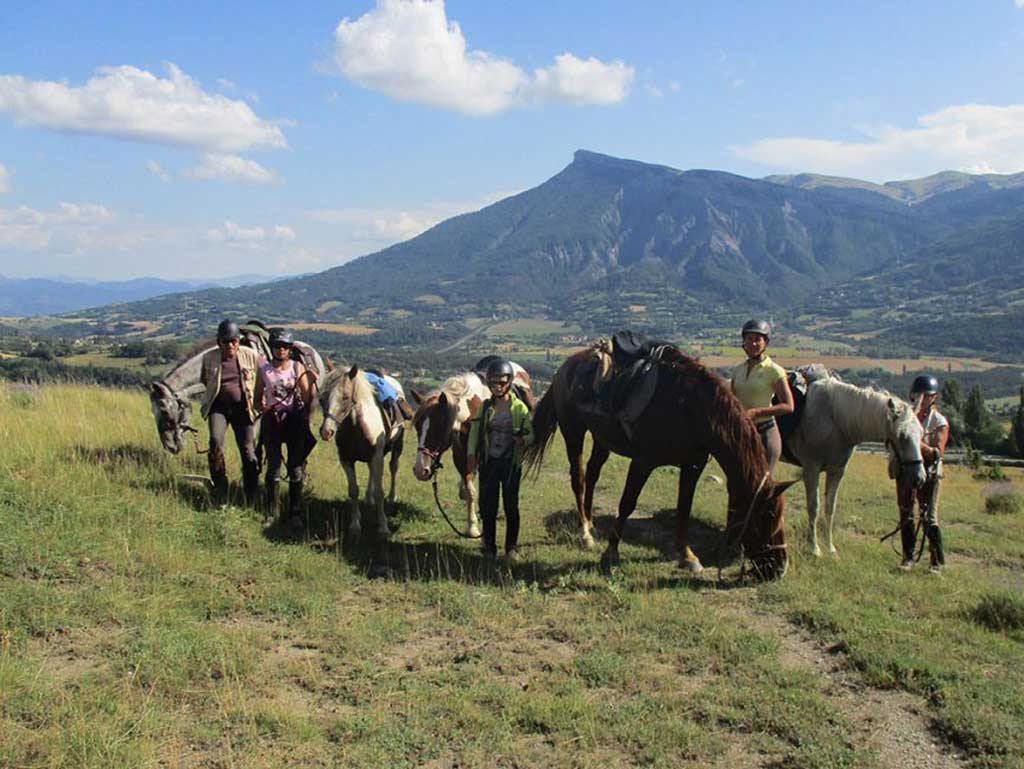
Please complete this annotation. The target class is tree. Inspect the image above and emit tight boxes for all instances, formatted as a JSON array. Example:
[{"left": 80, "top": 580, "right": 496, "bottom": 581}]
[
  {"left": 1011, "top": 386, "right": 1024, "bottom": 459},
  {"left": 963, "top": 385, "right": 1005, "bottom": 452},
  {"left": 939, "top": 379, "right": 965, "bottom": 446}
]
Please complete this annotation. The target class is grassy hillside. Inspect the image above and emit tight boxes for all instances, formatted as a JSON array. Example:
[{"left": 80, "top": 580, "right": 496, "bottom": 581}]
[{"left": 2, "top": 385, "right": 1023, "bottom": 768}]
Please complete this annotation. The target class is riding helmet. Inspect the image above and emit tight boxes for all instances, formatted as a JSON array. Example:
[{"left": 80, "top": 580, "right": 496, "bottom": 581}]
[
  {"left": 741, "top": 319, "right": 771, "bottom": 339},
  {"left": 217, "top": 319, "right": 241, "bottom": 342},
  {"left": 269, "top": 327, "right": 294, "bottom": 348},
  {"left": 486, "top": 358, "right": 515, "bottom": 382},
  {"left": 910, "top": 374, "right": 940, "bottom": 395}
]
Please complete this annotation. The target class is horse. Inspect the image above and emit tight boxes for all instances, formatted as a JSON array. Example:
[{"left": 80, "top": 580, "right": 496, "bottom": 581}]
[
  {"left": 149, "top": 333, "right": 326, "bottom": 454},
  {"left": 409, "top": 361, "right": 534, "bottom": 539},
  {"left": 784, "top": 376, "right": 926, "bottom": 557},
  {"left": 524, "top": 346, "right": 793, "bottom": 579},
  {"left": 318, "top": 365, "right": 406, "bottom": 541}
]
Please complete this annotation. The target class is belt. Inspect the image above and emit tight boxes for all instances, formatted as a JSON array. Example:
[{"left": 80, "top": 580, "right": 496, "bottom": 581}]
[{"left": 756, "top": 418, "right": 777, "bottom": 434}]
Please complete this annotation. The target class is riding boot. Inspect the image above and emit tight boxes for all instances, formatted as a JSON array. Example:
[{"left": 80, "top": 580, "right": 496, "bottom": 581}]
[
  {"left": 288, "top": 480, "right": 305, "bottom": 530},
  {"left": 927, "top": 525, "right": 946, "bottom": 569},
  {"left": 899, "top": 519, "right": 917, "bottom": 570},
  {"left": 265, "top": 480, "right": 280, "bottom": 525},
  {"left": 242, "top": 462, "right": 260, "bottom": 508}
]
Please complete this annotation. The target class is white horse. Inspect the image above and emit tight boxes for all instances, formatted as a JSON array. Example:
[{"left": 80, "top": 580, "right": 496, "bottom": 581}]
[
  {"left": 318, "top": 365, "right": 406, "bottom": 541},
  {"left": 150, "top": 336, "right": 326, "bottom": 454},
  {"left": 409, "top": 362, "right": 533, "bottom": 539},
  {"left": 785, "top": 376, "right": 926, "bottom": 556}
]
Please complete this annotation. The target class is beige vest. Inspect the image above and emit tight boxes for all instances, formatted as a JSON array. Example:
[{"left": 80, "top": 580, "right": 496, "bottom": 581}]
[{"left": 200, "top": 346, "right": 261, "bottom": 422}]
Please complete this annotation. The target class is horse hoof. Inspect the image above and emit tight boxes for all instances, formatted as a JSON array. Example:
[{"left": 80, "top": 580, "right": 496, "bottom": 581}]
[
  {"left": 810, "top": 546, "right": 822, "bottom": 558},
  {"left": 679, "top": 559, "right": 703, "bottom": 575},
  {"left": 600, "top": 549, "right": 620, "bottom": 570},
  {"left": 580, "top": 532, "right": 596, "bottom": 550},
  {"left": 368, "top": 562, "right": 389, "bottom": 579},
  {"left": 468, "top": 524, "right": 481, "bottom": 538}
]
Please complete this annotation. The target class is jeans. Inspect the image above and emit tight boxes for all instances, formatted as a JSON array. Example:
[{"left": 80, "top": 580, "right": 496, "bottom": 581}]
[
  {"left": 478, "top": 455, "right": 521, "bottom": 555},
  {"left": 208, "top": 402, "right": 258, "bottom": 498},
  {"left": 262, "top": 409, "right": 308, "bottom": 483}
]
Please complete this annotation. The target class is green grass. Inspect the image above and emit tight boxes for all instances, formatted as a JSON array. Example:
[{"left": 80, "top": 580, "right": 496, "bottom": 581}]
[{"left": 2, "top": 385, "right": 1023, "bottom": 767}]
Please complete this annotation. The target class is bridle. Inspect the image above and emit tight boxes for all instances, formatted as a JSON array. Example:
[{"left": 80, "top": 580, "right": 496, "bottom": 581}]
[{"left": 721, "top": 472, "right": 786, "bottom": 578}]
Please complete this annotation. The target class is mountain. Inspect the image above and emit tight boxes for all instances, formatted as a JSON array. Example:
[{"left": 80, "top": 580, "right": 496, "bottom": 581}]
[
  {"left": 0, "top": 274, "right": 283, "bottom": 317},
  {"left": 73, "top": 150, "right": 1024, "bottom": 347}
]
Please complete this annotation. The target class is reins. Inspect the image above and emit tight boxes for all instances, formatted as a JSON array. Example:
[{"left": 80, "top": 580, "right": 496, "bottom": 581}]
[
  {"left": 718, "top": 471, "right": 780, "bottom": 581},
  {"left": 420, "top": 448, "right": 482, "bottom": 539}
]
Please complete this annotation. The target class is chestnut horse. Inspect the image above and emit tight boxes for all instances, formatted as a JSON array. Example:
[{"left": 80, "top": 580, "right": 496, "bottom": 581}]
[
  {"left": 523, "top": 346, "right": 793, "bottom": 579},
  {"left": 410, "top": 362, "right": 533, "bottom": 538}
]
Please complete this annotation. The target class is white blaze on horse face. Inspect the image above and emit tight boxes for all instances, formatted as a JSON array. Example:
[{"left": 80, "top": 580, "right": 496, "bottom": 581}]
[{"left": 413, "top": 416, "right": 431, "bottom": 481}]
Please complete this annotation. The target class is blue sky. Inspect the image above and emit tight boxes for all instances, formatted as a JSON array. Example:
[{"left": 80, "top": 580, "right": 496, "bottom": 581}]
[{"left": 2, "top": 0, "right": 1023, "bottom": 280}]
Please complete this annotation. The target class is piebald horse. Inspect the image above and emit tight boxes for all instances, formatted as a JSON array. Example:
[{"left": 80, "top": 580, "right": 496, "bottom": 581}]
[
  {"left": 783, "top": 376, "right": 926, "bottom": 556},
  {"left": 319, "top": 365, "right": 406, "bottom": 541},
  {"left": 524, "top": 347, "right": 793, "bottom": 579},
  {"left": 410, "top": 362, "right": 533, "bottom": 538}
]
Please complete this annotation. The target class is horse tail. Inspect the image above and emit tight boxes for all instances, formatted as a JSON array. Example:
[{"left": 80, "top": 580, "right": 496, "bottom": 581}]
[{"left": 523, "top": 386, "right": 559, "bottom": 476}]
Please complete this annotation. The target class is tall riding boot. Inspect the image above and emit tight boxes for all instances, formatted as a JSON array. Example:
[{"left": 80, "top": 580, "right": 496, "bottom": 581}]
[
  {"left": 265, "top": 480, "right": 280, "bottom": 525},
  {"left": 288, "top": 480, "right": 305, "bottom": 530},
  {"left": 899, "top": 519, "right": 917, "bottom": 570},
  {"left": 926, "top": 525, "right": 946, "bottom": 570},
  {"left": 242, "top": 463, "right": 260, "bottom": 508}
]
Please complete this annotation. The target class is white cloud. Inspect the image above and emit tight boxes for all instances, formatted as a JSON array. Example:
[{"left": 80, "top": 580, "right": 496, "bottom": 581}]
[
  {"left": 185, "top": 153, "right": 280, "bottom": 185},
  {"left": 331, "top": 0, "right": 633, "bottom": 115},
  {"left": 0, "top": 202, "right": 115, "bottom": 251},
  {"left": 644, "top": 84, "right": 664, "bottom": 99},
  {"left": 205, "top": 220, "right": 296, "bottom": 249},
  {"left": 0, "top": 162, "right": 9, "bottom": 193},
  {"left": 0, "top": 63, "right": 286, "bottom": 152},
  {"left": 146, "top": 159, "right": 170, "bottom": 183},
  {"left": 734, "top": 102, "right": 1024, "bottom": 180},
  {"left": 1017, "top": 0, "right": 1024, "bottom": 8}
]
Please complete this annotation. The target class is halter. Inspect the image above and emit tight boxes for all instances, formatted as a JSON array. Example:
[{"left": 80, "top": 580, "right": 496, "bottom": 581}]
[
  {"left": 720, "top": 471, "right": 785, "bottom": 579},
  {"left": 417, "top": 446, "right": 443, "bottom": 480}
]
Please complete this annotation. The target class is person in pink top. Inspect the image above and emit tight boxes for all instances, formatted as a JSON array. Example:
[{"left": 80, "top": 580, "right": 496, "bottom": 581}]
[{"left": 254, "top": 328, "right": 316, "bottom": 528}]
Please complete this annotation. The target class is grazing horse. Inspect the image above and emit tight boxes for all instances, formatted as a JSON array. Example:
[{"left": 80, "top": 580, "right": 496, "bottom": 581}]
[
  {"left": 784, "top": 376, "right": 926, "bottom": 557},
  {"left": 524, "top": 347, "right": 793, "bottom": 579},
  {"left": 409, "top": 362, "right": 533, "bottom": 538},
  {"left": 319, "top": 365, "right": 406, "bottom": 541},
  {"left": 149, "top": 335, "right": 326, "bottom": 454}
]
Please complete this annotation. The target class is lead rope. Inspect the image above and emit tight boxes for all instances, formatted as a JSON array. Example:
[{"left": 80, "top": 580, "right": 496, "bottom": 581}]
[{"left": 425, "top": 453, "right": 482, "bottom": 539}]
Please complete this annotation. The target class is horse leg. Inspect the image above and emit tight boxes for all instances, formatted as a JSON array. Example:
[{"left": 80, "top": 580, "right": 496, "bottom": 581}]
[
  {"left": 677, "top": 460, "right": 708, "bottom": 574},
  {"left": 823, "top": 466, "right": 846, "bottom": 556},
  {"left": 580, "top": 440, "right": 610, "bottom": 549},
  {"left": 602, "top": 460, "right": 656, "bottom": 567},
  {"left": 369, "top": 450, "right": 390, "bottom": 538},
  {"left": 803, "top": 466, "right": 822, "bottom": 557},
  {"left": 460, "top": 473, "right": 480, "bottom": 538},
  {"left": 563, "top": 427, "right": 589, "bottom": 548},
  {"left": 341, "top": 460, "right": 361, "bottom": 541},
  {"left": 386, "top": 435, "right": 403, "bottom": 508}
]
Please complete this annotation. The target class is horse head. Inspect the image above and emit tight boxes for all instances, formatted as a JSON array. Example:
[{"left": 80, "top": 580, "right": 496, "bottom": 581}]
[
  {"left": 885, "top": 397, "right": 927, "bottom": 490},
  {"left": 149, "top": 380, "right": 193, "bottom": 454},
  {"left": 319, "top": 365, "right": 360, "bottom": 441},
  {"left": 412, "top": 392, "right": 458, "bottom": 481},
  {"left": 728, "top": 477, "right": 795, "bottom": 580}
]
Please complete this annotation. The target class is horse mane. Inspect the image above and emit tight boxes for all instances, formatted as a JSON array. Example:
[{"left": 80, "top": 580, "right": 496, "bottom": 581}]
[
  {"left": 817, "top": 378, "right": 915, "bottom": 441},
  {"left": 657, "top": 346, "right": 770, "bottom": 484},
  {"left": 440, "top": 372, "right": 477, "bottom": 401}
]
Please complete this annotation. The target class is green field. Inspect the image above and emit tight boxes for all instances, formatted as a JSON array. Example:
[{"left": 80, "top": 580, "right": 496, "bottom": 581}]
[{"left": 2, "top": 385, "right": 1023, "bottom": 768}]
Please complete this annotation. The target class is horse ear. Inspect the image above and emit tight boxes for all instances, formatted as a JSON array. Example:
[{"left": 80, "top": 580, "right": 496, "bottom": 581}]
[
  {"left": 887, "top": 397, "right": 899, "bottom": 417},
  {"left": 769, "top": 479, "right": 799, "bottom": 499},
  {"left": 348, "top": 364, "right": 359, "bottom": 378},
  {"left": 438, "top": 392, "right": 448, "bottom": 407},
  {"left": 409, "top": 388, "right": 424, "bottom": 407}
]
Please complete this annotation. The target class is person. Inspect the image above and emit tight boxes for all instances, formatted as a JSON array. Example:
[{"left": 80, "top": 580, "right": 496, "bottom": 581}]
[
  {"left": 254, "top": 328, "right": 316, "bottom": 528},
  {"left": 467, "top": 358, "right": 534, "bottom": 561},
  {"left": 200, "top": 319, "right": 263, "bottom": 506},
  {"left": 898, "top": 374, "right": 949, "bottom": 573},
  {"left": 731, "top": 319, "right": 794, "bottom": 473}
]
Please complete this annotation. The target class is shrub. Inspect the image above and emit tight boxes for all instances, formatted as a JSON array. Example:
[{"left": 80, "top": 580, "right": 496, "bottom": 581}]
[
  {"left": 984, "top": 491, "right": 1023, "bottom": 515},
  {"left": 971, "top": 593, "right": 1024, "bottom": 632}
]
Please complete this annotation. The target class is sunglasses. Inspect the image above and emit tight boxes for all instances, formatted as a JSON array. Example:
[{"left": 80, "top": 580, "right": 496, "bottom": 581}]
[{"left": 488, "top": 378, "right": 511, "bottom": 387}]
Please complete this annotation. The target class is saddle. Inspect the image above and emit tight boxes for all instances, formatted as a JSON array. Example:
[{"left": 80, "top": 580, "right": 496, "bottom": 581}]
[
  {"left": 576, "top": 331, "right": 675, "bottom": 438},
  {"left": 776, "top": 364, "right": 834, "bottom": 465}
]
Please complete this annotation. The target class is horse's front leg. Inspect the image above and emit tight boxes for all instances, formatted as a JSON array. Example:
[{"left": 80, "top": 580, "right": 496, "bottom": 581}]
[
  {"left": 341, "top": 460, "right": 361, "bottom": 541},
  {"left": 369, "top": 450, "right": 390, "bottom": 538},
  {"left": 461, "top": 473, "right": 480, "bottom": 538},
  {"left": 803, "top": 466, "right": 822, "bottom": 557},
  {"left": 602, "top": 460, "right": 656, "bottom": 567},
  {"left": 676, "top": 459, "right": 708, "bottom": 574},
  {"left": 823, "top": 466, "right": 846, "bottom": 556},
  {"left": 581, "top": 441, "right": 610, "bottom": 549}
]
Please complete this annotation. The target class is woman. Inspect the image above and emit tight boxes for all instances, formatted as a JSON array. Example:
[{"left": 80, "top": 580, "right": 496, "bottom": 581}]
[
  {"left": 200, "top": 319, "right": 263, "bottom": 506},
  {"left": 254, "top": 327, "right": 316, "bottom": 528},
  {"left": 730, "top": 319, "right": 794, "bottom": 473},
  {"left": 898, "top": 375, "right": 949, "bottom": 572},
  {"left": 467, "top": 358, "right": 534, "bottom": 560}
]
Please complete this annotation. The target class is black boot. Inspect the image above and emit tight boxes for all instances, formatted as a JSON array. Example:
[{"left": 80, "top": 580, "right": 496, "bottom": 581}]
[
  {"left": 209, "top": 448, "right": 228, "bottom": 507},
  {"left": 288, "top": 480, "right": 305, "bottom": 530},
  {"left": 242, "top": 463, "right": 260, "bottom": 508},
  {"left": 899, "top": 520, "right": 917, "bottom": 570},
  {"left": 265, "top": 480, "right": 280, "bottom": 525},
  {"left": 927, "top": 525, "right": 946, "bottom": 570}
]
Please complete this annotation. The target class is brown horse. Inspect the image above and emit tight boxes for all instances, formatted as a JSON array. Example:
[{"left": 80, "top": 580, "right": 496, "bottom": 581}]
[{"left": 524, "top": 346, "right": 793, "bottom": 579}]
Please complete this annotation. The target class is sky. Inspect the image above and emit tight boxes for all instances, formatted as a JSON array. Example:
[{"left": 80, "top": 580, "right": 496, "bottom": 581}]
[{"left": 2, "top": 0, "right": 1024, "bottom": 281}]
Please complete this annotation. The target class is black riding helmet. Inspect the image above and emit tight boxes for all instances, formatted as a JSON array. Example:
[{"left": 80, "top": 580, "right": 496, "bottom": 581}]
[
  {"left": 486, "top": 358, "right": 515, "bottom": 383},
  {"left": 741, "top": 319, "right": 771, "bottom": 340},
  {"left": 910, "top": 374, "right": 940, "bottom": 396},
  {"left": 217, "top": 319, "right": 240, "bottom": 342},
  {"left": 269, "top": 327, "right": 294, "bottom": 348}
]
